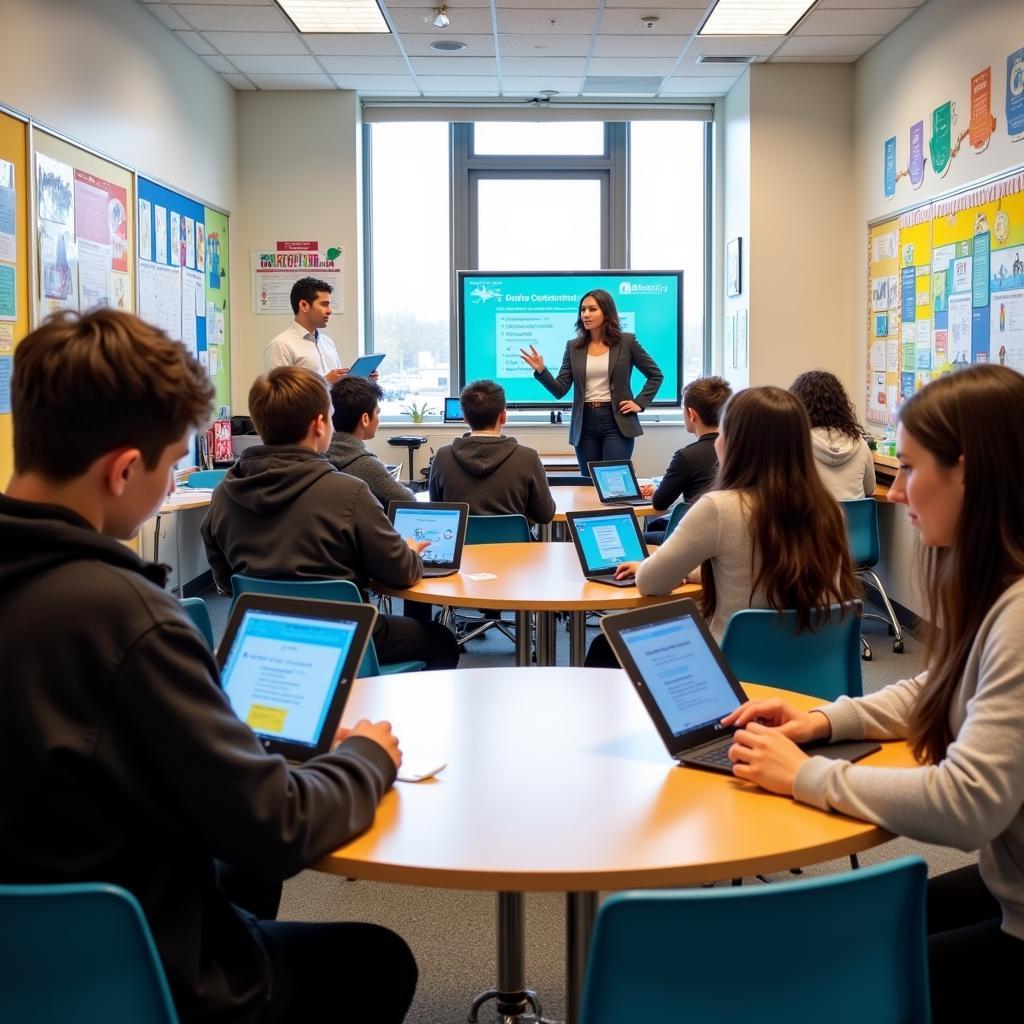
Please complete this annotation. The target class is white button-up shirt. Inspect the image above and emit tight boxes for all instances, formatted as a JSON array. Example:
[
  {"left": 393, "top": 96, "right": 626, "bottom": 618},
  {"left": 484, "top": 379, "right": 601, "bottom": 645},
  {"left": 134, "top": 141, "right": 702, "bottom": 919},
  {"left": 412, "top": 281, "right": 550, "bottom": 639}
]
[{"left": 263, "top": 320, "right": 342, "bottom": 377}]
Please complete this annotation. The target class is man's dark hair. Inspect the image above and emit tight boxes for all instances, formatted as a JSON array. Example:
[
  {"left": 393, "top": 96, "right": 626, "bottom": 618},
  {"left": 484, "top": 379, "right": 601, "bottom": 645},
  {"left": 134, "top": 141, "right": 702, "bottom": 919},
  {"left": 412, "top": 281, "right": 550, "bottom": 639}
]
[
  {"left": 289, "top": 277, "right": 333, "bottom": 315},
  {"left": 249, "top": 366, "right": 331, "bottom": 445},
  {"left": 460, "top": 379, "right": 506, "bottom": 430},
  {"left": 682, "top": 376, "right": 732, "bottom": 428},
  {"left": 331, "top": 376, "right": 384, "bottom": 433},
  {"left": 12, "top": 309, "right": 214, "bottom": 480}
]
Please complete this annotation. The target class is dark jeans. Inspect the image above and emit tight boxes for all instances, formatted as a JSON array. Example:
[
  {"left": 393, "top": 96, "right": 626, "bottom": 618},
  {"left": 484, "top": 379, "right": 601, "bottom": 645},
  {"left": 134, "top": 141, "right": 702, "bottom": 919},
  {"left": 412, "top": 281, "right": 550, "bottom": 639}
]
[
  {"left": 926, "top": 863, "right": 1024, "bottom": 1022},
  {"left": 375, "top": 613, "right": 459, "bottom": 670},
  {"left": 575, "top": 404, "right": 635, "bottom": 476}
]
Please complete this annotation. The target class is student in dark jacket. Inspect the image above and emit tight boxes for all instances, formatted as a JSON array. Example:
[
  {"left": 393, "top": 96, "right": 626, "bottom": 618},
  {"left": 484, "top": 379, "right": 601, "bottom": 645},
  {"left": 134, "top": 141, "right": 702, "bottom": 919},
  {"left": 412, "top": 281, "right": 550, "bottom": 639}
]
[
  {"left": 429, "top": 379, "right": 556, "bottom": 524},
  {"left": 202, "top": 366, "right": 459, "bottom": 671},
  {"left": 0, "top": 309, "right": 417, "bottom": 1024}
]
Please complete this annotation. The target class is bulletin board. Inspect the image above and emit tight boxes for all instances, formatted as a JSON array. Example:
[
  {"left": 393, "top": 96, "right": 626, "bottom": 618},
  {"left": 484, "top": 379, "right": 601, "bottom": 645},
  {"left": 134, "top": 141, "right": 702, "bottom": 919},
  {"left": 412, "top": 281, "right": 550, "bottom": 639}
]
[
  {"left": 136, "top": 177, "right": 231, "bottom": 406},
  {"left": 33, "top": 128, "right": 134, "bottom": 320},
  {"left": 0, "top": 108, "right": 30, "bottom": 487},
  {"left": 867, "top": 165, "right": 1024, "bottom": 426}
]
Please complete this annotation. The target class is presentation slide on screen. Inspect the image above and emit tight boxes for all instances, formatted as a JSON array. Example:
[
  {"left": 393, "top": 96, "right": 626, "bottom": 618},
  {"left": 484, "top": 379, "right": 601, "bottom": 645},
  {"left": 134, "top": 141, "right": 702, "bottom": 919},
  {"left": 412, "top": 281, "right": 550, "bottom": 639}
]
[
  {"left": 459, "top": 272, "right": 681, "bottom": 405},
  {"left": 221, "top": 613, "right": 355, "bottom": 746},
  {"left": 392, "top": 507, "right": 461, "bottom": 564},
  {"left": 577, "top": 515, "right": 645, "bottom": 570},
  {"left": 622, "top": 617, "right": 738, "bottom": 735},
  {"left": 592, "top": 464, "right": 636, "bottom": 498}
]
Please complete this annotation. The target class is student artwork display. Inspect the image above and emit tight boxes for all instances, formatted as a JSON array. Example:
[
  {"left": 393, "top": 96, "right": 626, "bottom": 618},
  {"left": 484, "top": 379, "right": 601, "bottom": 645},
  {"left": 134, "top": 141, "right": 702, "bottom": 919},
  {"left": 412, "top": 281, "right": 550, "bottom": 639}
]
[
  {"left": 251, "top": 241, "right": 344, "bottom": 315},
  {"left": 867, "top": 169, "right": 1024, "bottom": 426}
]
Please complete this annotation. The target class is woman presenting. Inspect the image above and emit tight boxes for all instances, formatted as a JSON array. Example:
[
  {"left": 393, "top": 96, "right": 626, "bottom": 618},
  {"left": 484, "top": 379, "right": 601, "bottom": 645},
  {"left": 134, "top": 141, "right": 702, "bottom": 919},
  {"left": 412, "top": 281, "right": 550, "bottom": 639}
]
[{"left": 520, "top": 289, "right": 663, "bottom": 474}]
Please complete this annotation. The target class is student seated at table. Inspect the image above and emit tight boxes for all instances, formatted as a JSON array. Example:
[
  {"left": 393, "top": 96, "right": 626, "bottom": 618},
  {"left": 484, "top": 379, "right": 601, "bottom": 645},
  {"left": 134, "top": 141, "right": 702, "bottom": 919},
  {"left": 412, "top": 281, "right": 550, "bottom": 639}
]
[
  {"left": 202, "top": 366, "right": 459, "bottom": 670},
  {"left": 429, "top": 379, "right": 556, "bottom": 525},
  {"left": 0, "top": 309, "right": 417, "bottom": 1024},
  {"left": 584, "top": 386, "right": 859, "bottom": 666},
  {"left": 789, "top": 369, "right": 875, "bottom": 499},
  {"left": 327, "top": 376, "right": 414, "bottom": 509},
  {"left": 641, "top": 375, "right": 732, "bottom": 544},
  {"left": 724, "top": 365, "right": 1024, "bottom": 1023}
]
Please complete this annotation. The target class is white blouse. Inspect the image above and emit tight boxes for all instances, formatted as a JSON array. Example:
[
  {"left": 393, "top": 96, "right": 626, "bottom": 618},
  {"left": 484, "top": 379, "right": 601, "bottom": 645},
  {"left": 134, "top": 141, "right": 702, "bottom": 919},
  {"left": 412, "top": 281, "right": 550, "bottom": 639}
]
[{"left": 583, "top": 351, "right": 611, "bottom": 402}]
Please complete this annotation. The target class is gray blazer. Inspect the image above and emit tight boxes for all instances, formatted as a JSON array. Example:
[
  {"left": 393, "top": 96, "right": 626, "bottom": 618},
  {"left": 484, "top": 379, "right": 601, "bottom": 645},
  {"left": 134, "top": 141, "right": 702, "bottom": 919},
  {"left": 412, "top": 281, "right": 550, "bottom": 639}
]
[{"left": 535, "top": 333, "right": 664, "bottom": 446}]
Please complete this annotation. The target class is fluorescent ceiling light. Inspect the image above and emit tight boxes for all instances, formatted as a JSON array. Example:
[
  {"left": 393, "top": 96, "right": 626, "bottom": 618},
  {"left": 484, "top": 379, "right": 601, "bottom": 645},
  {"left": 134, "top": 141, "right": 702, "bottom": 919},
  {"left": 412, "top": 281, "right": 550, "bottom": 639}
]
[
  {"left": 275, "top": 0, "right": 390, "bottom": 34},
  {"left": 700, "top": 0, "right": 817, "bottom": 36}
]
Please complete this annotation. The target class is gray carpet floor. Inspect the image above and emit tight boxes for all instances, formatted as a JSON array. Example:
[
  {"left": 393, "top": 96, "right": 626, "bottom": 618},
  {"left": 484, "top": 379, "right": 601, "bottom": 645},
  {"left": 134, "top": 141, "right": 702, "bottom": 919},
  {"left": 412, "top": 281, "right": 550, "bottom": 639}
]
[{"left": 203, "top": 593, "right": 972, "bottom": 1024}]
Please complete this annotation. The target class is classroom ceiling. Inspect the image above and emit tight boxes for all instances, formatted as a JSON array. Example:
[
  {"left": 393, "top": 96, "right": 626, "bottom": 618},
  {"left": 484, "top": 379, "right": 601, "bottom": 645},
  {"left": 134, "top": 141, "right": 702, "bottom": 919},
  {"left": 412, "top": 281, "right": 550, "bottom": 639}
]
[{"left": 139, "top": 0, "right": 927, "bottom": 98}]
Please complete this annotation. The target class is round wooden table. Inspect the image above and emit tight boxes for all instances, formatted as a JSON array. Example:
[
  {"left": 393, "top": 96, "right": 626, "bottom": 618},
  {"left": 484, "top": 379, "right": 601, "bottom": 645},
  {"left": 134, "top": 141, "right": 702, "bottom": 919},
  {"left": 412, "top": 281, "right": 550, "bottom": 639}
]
[
  {"left": 372, "top": 543, "right": 699, "bottom": 666},
  {"left": 318, "top": 668, "right": 914, "bottom": 1023}
]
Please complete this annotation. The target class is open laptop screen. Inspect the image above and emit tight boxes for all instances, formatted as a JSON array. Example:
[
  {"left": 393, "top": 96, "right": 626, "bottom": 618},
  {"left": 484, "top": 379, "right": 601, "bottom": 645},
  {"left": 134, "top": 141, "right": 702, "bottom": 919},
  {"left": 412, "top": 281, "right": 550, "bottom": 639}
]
[
  {"left": 391, "top": 505, "right": 462, "bottom": 566},
  {"left": 590, "top": 461, "right": 642, "bottom": 500},
  {"left": 220, "top": 609, "right": 359, "bottom": 749},
  {"left": 573, "top": 511, "right": 646, "bottom": 572},
  {"left": 443, "top": 396, "right": 464, "bottom": 423},
  {"left": 615, "top": 612, "right": 740, "bottom": 737}
]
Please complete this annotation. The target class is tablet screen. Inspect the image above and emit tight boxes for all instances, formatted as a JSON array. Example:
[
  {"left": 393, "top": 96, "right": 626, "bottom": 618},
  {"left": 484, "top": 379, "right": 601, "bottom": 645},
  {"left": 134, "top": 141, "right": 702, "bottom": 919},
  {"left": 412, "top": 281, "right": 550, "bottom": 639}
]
[
  {"left": 574, "top": 512, "right": 646, "bottom": 571},
  {"left": 392, "top": 506, "right": 462, "bottom": 565},
  {"left": 592, "top": 463, "right": 640, "bottom": 499},
  {"left": 220, "top": 610, "right": 358, "bottom": 748},
  {"left": 617, "top": 613, "right": 740, "bottom": 736},
  {"left": 348, "top": 353, "right": 385, "bottom": 378}
]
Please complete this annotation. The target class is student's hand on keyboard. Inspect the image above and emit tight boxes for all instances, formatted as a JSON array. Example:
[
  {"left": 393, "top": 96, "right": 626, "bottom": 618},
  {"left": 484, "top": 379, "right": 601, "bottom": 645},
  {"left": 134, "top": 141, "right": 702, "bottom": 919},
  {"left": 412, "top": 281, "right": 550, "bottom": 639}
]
[
  {"left": 727, "top": 723, "right": 808, "bottom": 796},
  {"left": 721, "top": 700, "right": 831, "bottom": 744},
  {"left": 639, "top": 482, "right": 655, "bottom": 499},
  {"left": 406, "top": 538, "right": 431, "bottom": 555},
  {"left": 613, "top": 560, "right": 641, "bottom": 580},
  {"left": 335, "top": 719, "right": 402, "bottom": 769}
]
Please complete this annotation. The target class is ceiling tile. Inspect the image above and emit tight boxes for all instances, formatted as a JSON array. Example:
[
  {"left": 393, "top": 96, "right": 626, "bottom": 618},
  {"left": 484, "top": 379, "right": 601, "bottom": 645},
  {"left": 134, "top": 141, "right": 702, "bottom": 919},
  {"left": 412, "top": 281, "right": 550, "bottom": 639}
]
[
  {"left": 604, "top": 0, "right": 706, "bottom": 7},
  {"left": 773, "top": 34, "right": 882, "bottom": 57},
  {"left": 500, "top": 35, "right": 591, "bottom": 56},
  {"left": 202, "top": 54, "right": 239, "bottom": 72},
  {"left": 592, "top": 35, "right": 689, "bottom": 58},
  {"left": 229, "top": 54, "right": 323, "bottom": 72},
  {"left": 172, "top": 0, "right": 274, "bottom": 5},
  {"left": 143, "top": 3, "right": 192, "bottom": 30},
  {"left": 409, "top": 56, "right": 499, "bottom": 74},
  {"left": 173, "top": 30, "right": 218, "bottom": 54},
  {"left": 203, "top": 31, "right": 310, "bottom": 54},
  {"left": 389, "top": 9, "right": 494, "bottom": 32},
  {"left": 221, "top": 72, "right": 257, "bottom": 89},
  {"left": 817, "top": 0, "right": 922, "bottom": 8},
  {"left": 171, "top": 4, "right": 291, "bottom": 31},
  {"left": 385, "top": 0, "right": 490, "bottom": 6},
  {"left": 671, "top": 55, "right": 748, "bottom": 76},
  {"left": 660, "top": 77, "right": 738, "bottom": 96},
  {"left": 498, "top": 10, "right": 598, "bottom": 34},
  {"left": 501, "top": 56, "right": 585, "bottom": 75},
  {"left": 244, "top": 72, "right": 337, "bottom": 88},
  {"left": 599, "top": 9, "right": 703, "bottom": 35},
  {"left": 500, "top": 76, "right": 585, "bottom": 95},
  {"left": 330, "top": 72, "right": 419, "bottom": 89},
  {"left": 418, "top": 75, "right": 500, "bottom": 92},
  {"left": 401, "top": 32, "right": 496, "bottom": 56},
  {"left": 795, "top": 9, "right": 914, "bottom": 36},
  {"left": 303, "top": 33, "right": 403, "bottom": 55},
  {"left": 496, "top": 0, "right": 599, "bottom": 7},
  {"left": 320, "top": 55, "right": 412, "bottom": 73},
  {"left": 586, "top": 56, "right": 677, "bottom": 76},
  {"left": 690, "top": 35, "right": 784, "bottom": 58},
  {"left": 771, "top": 53, "right": 860, "bottom": 62}
]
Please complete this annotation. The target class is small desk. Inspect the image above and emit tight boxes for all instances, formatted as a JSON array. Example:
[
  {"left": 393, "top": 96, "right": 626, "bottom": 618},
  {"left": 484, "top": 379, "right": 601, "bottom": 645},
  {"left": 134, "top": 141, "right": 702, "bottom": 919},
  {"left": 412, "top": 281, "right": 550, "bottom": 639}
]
[
  {"left": 318, "top": 669, "right": 914, "bottom": 1024},
  {"left": 372, "top": 543, "right": 699, "bottom": 666},
  {"left": 153, "top": 490, "right": 213, "bottom": 596}
]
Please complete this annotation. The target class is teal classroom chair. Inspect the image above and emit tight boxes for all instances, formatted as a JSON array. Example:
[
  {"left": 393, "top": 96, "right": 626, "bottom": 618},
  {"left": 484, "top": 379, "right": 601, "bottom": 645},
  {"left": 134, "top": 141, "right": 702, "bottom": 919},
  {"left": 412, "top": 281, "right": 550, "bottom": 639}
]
[
  {"left": 180, "top": 596, "right": 215, "bottom": 649},
  {"left": 662, "top": 500, "right": 692, "bottom": 540},
  {"left": 183, "top": 468, "right": 229, "bottom": 489},
  {"left": 578, "top": 856, "right": 930, "bottom": 1024},
  {"left": 447, "top": 514, "right": 532, "bottom": 645},
  {"left": 230, "top": 574, "right": 426, "bottom": 677},
  {"left": 0, "top": 882, "right": 180, "bottom": 1024},
  {"left": 720, "top": 601, "right": 864, "bottom": 702},
  {"left": 841, "top": 498, "right": 905, "bottom": 657}
]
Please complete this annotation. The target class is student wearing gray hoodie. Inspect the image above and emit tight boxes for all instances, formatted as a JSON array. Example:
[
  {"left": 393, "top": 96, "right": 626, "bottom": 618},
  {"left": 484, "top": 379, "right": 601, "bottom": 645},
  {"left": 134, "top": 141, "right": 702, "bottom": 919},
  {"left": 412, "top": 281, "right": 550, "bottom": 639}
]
[
  {"left": 428, "top": 380, "right": 556, "bottom": 525},
  {"left": 790, "top": 370, "right": 876, "bottom": 500}
]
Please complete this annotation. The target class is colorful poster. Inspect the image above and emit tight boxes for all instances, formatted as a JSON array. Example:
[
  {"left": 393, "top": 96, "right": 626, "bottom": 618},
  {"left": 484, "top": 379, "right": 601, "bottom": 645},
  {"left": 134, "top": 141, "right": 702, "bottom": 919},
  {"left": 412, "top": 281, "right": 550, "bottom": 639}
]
[
  {"left": 251, "top": 246, "right": 344, "bottom": 315},
  {"left": 909, "top": 121, "right": 925, "bottom": 189},
  {"left": 929, "top": 101, "right": 952, "bottom": 176},
  {"left": 1008, "top": 47, "right": 1024, "bottom": 141},
  {"left": 184, "top": 216, "right": 195, "bottom": 270},
  {"left": 901, "top": 371, "right": 916, "bottom": 398},
  {"left": 901, "top": 265, "right": 917, "bottom": 321},
  {"left": 875, "top": 313, "right": 888, "bottom": 337},
  {"left": 0, "top": 159, "right": 15, "bottom": 263},
  {"left": 973, "top": 232, "right": 991, "bottom": 308},
  {"left": 884, "top": 136, "right": 897, "bottom": 199},
  {"left": 36, "top": 153, "right": 73, "bottom": 225},
  {"left": 74, "top": 169, "right": 128, "bottom": 273},
  {"left": 196, "top": 222, "right": 205, "bottom": 273},
  {"left": 38, "top": 221, "right": 77, "bottom": 308},
  {"left": 969, "top": 67, "right": 997, "bottom": 153},
  {"left": 0, "top": 262, "right": 16, "bottom": 320}
]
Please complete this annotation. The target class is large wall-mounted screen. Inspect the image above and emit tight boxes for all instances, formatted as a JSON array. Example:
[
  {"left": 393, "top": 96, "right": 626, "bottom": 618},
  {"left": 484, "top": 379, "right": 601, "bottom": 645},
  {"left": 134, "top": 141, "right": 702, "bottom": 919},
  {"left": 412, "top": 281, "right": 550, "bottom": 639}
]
[{"left": 457, "top": 270, "right": 682, "bottom": 407}]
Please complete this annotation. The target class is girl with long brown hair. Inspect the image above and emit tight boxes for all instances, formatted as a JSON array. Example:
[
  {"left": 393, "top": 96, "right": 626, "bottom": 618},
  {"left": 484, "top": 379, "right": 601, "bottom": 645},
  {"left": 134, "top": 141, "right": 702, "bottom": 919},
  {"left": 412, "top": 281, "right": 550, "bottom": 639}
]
[
  {"left": 584, "top": 386, "right": 858, "bottom": 666},
  {"left": 725, "top": 364, "right": 1024, "bottom": 1020}
]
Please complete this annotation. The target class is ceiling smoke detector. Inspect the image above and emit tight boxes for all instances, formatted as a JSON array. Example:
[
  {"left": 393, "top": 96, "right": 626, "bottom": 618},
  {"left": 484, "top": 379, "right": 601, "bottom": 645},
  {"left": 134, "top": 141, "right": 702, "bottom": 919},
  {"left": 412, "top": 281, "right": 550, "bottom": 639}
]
[{"left": 640, "top": 15, "right": 659, "bottom": 29}]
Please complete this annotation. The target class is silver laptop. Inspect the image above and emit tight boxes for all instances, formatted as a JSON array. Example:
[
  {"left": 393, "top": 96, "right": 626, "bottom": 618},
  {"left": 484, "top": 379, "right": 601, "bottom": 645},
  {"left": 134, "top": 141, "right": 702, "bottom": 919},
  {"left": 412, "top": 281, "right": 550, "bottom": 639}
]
[
  {"left": 388, "top": 500, "right": 469, "bottom": 578},
  {"left": 588, "top": 460, "right": 650, "bottom": 506}
]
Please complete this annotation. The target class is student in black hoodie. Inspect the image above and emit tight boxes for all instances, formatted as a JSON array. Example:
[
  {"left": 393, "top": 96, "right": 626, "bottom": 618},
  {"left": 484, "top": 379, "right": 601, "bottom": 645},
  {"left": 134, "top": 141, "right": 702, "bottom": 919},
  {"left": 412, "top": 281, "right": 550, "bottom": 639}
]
[
  {"left": 0, "top": 309, "right": 417, "bottom": 1023},
  {"left": 428, "top": 379, "right": 556, "bottom": 525},
  {"left": 202, "top": 365, "right": 459, "bottom": 670}
]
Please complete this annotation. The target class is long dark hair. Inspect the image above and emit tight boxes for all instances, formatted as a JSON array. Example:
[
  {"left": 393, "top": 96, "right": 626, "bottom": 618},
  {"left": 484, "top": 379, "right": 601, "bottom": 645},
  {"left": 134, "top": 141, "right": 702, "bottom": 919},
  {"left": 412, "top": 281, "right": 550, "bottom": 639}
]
[
  {"left": 700, "top": 387, "right": 860, "bottom": 630},
  {"left": 790, "top": 370, "right": 864, "bottom": 440},
  {"left": 572, "top": 289, "right": 623, "bottom": 349},
  {"left": 900, "top": 365, "right": 1024, "bottom": 764}
]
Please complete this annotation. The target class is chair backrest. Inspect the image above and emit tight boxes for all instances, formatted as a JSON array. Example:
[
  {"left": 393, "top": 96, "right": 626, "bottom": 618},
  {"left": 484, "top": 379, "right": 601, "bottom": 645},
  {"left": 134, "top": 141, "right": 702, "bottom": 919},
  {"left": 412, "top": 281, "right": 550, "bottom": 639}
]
[
  {"left": 663, "top": 501, "right": 692, "bottom": 540},
  {"left": 720, "top": 601, "right": 863, "bottom": 700},
  {"left": 840, "top": 498, "right": 881, "bottom": 569},
  {"left": 466, "top": 514, "right": 532, "bottom": 544},
  {"left": 184, "top": 469, "right": 228, "bottom": 489},
  {"left": 579, "top": 856, "right": 929, "bottom": 1024},
  {"left": 0, "top": 882, "right": 180, "bottom": 1024},
  {"left": 229, "top": 574, "right": 381, "bottom": 677},
  {"left": 179, "top": 597, "right": 215, "bottom": 649},
  {"left": 546, "top": 475, "right": 594, "bottom": 486}
]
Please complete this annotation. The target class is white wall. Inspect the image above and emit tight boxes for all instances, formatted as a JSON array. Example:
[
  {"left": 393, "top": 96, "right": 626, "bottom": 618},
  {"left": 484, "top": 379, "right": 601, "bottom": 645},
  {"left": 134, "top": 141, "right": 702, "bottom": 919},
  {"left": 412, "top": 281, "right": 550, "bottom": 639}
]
[
  {"left": 233, "top": 91, "right": 363, "bottom": 411},
  {"left": 0, "top": 0, "right": 236, "bottom": 210}
]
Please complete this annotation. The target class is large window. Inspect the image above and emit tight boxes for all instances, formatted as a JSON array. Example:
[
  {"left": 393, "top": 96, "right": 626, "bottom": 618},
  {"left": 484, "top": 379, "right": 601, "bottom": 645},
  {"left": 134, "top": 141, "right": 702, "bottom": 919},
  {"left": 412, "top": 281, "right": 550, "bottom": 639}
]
[{"left": 364, "top": 116, "right": 709, "bottom": 416}]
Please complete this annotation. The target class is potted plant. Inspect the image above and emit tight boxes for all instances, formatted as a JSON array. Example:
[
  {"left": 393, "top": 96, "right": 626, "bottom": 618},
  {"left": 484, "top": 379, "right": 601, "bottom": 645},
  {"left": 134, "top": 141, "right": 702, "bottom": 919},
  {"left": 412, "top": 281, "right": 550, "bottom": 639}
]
[{"left": 401, "top": 401, "right": 436, "bottom": 424}]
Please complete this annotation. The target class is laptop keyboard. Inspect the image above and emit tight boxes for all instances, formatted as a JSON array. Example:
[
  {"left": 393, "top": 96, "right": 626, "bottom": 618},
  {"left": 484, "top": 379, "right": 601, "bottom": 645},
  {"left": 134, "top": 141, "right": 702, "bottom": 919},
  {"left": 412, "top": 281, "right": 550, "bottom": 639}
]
[{"left": 689, "top": 741, "right": 733, "bottom": 769}]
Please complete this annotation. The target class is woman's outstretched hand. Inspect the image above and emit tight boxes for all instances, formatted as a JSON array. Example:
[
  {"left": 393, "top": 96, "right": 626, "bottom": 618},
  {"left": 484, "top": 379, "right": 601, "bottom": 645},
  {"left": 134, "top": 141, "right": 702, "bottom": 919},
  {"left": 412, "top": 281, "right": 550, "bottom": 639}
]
[{"left": 520, "top": 345, "right": 545, "bottom": 373}]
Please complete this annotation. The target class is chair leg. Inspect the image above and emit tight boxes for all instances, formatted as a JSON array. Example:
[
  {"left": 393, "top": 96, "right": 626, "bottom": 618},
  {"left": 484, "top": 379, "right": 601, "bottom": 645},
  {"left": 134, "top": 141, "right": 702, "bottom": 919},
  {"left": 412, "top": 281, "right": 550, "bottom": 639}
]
[
  {"left": 850, "top": 853, "right": 860, "bottom": 870},
  {"left": 860, "top": 635, "right": 873, "bottom": 661},
  {"left": 860, "top": 568, "right": 905, "bottom": 652}
]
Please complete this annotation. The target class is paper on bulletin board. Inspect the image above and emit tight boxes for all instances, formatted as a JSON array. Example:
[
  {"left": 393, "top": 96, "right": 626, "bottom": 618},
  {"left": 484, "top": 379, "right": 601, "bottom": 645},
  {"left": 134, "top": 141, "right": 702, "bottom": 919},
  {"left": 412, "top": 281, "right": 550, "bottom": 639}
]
[
  {"left": 251, "top": 246, "right": 344, "bottom": 315},
  {"left": 38, "top": 221, "right": 78, "bottom": 312},
  {"left": 77, "top": 239, "right": 111, "bottom": 310},
  {"left": 0, "top": 322, "right": 13, "bottom": 353},
  {"left": 872, "top": 232, "right": 897, "bottom": 262},
  {"left": 36, "top": 153, "right": 73, "bottom": 226},
  {"left": 155, "top": 206, "right": 167, "bottom": 264},
  {"left": 870, "top": 340, "right": 886, "bottom": 371},
  {"left": 0, "top": 159, "right": 15, "bottom": 263},
  {"left": 0, "top": 262, "right": 16, "bottom": 321},
  {"left": 138, "top": 259, "right": 181, "bottom": 340},
  {"left": 206, "top": 302, "right": 223, "bottom": 343},
  {"left": 0, "top": 355, "right": 10, "bottom": 414},
  {"left": 138, "top": 197, "right": 152, "bottom": 262}
]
